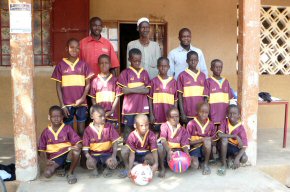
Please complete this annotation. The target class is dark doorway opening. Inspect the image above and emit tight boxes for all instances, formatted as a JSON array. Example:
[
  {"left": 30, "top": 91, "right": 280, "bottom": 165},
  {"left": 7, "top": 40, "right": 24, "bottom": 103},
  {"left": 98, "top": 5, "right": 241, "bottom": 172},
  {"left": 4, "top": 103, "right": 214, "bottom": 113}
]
[{"left": 119, "top": 23, "right": 139, "bottom": 72}]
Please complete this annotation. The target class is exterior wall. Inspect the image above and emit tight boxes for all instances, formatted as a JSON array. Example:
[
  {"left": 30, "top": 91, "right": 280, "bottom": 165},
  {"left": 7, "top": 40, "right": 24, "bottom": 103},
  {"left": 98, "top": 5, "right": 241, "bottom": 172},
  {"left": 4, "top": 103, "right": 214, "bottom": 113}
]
[{"left": 0, "top": 0, "right": 289, "bottom": 137}]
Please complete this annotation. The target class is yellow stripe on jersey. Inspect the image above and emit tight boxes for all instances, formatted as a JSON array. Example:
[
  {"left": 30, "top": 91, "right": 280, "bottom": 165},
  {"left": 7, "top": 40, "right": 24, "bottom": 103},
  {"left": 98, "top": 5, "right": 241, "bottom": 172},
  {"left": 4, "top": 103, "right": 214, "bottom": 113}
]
[
  {"left": 153, "top": 93, "right": 175, "bottom": 105},
  {"left": 183, "top": 86, "right": 204, "bottom": 97},
  {"left": 128, "top": 82, "right": 144, "bottom": 88},
  {"left": 96, "top": 91, "right": 115, "bottom": 103},
  {"left": 46, "top": 142, "right": 72, "bottom": 153},
  {"left": 190, "top": 135, "right": 202, "bottom": 141},
  {"left": 90, "top": 141, "right": 112, "bottom": 152},
  {"left": 209, "top": 92, "right": 229, "bottom": 104},
  {"left": 229, "top": 138, "right": 239, "bottom": 146},
  {"left": 62, "top": 75, "right": 85, "bottom": 87},
  {"left": 168, "top": 142, "right": 181, "bottom": 149}
]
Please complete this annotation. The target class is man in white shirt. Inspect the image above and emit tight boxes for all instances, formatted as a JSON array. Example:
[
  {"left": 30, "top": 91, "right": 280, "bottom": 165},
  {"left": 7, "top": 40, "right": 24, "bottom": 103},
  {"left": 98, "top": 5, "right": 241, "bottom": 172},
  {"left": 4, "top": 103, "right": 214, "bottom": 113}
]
[
  {"left": 127, "top": 17, "right": 161, "bottom": 79},
  {"left": 168, "top": 28, "right": 208, "bottom": 79}
]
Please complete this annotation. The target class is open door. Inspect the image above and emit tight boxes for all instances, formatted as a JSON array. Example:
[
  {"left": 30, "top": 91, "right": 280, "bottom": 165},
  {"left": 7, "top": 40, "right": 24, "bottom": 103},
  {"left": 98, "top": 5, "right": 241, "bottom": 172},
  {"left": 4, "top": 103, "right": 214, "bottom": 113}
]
[{"left": 51, "top": 0, "right": 89, "bottom": 65}]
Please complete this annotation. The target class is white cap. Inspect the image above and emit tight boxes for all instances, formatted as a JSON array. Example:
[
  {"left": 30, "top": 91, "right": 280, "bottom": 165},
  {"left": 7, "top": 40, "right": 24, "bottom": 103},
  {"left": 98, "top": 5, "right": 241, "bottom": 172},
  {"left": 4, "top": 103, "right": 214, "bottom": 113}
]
[{"left": 137, "top": 17, "right": 149, "bottom": 26}]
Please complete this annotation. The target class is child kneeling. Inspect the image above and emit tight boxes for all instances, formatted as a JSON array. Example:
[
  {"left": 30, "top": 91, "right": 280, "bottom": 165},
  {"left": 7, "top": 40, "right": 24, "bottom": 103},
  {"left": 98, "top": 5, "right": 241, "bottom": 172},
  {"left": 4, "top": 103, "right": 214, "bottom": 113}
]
[
  {"left": 38, "top": 106, "right": 82, "bottom": 184},
  {"left": 83, "top": 105, "right": 120, "bottom": 177}
]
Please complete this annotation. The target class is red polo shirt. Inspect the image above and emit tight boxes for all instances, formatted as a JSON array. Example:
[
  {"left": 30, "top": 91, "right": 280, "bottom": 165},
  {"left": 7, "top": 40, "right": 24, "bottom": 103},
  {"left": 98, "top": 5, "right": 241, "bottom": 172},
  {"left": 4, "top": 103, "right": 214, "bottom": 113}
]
[{"left": 80, "top": 36, "right": 120, "bottom": 77}]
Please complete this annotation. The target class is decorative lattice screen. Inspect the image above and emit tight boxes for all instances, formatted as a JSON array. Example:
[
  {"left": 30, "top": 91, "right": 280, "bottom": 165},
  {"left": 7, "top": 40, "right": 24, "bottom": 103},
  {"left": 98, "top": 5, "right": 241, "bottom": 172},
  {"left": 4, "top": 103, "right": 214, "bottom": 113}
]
[{"left": 260, "top": 6, "right": 290, "bottom": 75}]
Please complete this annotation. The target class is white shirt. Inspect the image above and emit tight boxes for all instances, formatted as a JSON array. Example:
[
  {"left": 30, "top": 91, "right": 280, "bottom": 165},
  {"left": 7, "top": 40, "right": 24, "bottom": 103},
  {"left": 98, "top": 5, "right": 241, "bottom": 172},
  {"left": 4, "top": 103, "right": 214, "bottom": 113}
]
[
  {"left": 127, "top": 40, "right": 161, "bottom": 79},
  {"left": 168, "top": 45, "right": 208, "bottom": 79}
]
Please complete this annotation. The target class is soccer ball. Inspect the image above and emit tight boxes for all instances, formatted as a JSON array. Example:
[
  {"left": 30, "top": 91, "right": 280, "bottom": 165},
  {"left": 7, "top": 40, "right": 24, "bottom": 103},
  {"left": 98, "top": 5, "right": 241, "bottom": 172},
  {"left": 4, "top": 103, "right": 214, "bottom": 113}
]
[
  {"left": 130, "top": 164, "right": 153, "bottom": 186},
  {"left": 168, "top": 151, "right": 191, "bottom": 173}
]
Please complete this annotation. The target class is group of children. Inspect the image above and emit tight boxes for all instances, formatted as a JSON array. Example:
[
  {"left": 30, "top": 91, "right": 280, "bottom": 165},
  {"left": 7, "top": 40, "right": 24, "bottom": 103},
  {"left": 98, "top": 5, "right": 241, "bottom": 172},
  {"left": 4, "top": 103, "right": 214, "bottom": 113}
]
[{"left": 38, "top": 38, "right": 248, "bottom": 184}]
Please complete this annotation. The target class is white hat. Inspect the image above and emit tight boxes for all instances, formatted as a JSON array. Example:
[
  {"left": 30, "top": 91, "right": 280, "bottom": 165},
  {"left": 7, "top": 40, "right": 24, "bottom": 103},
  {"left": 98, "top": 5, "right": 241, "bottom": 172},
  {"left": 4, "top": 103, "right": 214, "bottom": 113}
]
[{"left": 137, "top": 17, "right": 150, "bottom": 26}]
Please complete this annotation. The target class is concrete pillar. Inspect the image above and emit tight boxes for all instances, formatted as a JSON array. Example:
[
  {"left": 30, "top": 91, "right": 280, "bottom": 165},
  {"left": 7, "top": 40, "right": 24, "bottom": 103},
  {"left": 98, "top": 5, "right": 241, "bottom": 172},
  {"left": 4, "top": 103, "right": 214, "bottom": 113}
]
[
  {"left": 237, "top": 0, "right": 261, "bottom": 165},
  {"left": 9, "top": 0, "right": 38, "bottom": 180}
]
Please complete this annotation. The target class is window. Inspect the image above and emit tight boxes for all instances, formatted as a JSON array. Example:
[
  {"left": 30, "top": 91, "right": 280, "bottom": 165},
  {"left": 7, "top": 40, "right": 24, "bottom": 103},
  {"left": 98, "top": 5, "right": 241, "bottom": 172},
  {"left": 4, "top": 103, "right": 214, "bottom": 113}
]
[
  {"left": 0, "top": 0, "right": 51, "bottom": 66},
  {"left": 260, "top": 6, "right": 290, "bottom": 75}
]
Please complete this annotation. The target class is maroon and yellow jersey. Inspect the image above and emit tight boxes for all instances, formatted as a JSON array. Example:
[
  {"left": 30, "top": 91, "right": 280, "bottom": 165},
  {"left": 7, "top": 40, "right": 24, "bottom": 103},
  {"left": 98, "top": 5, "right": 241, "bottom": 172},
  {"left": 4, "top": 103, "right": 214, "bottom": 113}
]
[
  {"left": 177, "top": 69, "right": 206, "bottom": 118},
  {"left": 126, "top": 130, "right": 158, "bottom": 153},
  {"left": 38, "top": 124, "right": 81, "bottom": 160},
  {"left": 82, "top": 122, "right": 120, "bottom": 156},
  {"left": 204, "top": 77, "right": 234, "bottom": 124},
  {"left": 148, "top": 76, "right": 177, "bottom": 124},
  {"left": 51, "top": 58, "right": 94, "bottom": 106}
]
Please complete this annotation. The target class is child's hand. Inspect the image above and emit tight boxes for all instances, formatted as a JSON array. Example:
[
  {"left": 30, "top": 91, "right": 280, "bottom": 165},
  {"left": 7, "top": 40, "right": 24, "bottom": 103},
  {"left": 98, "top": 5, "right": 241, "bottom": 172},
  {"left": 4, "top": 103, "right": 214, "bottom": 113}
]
[
  {"left": 151, "top": 163, "right": 158, "bottom": 173},
  {"left": 167, "top": 150, "right": 173, "bottom": 162},
  {"left": 75, "top": 97, "right": 85, "bottom": 106},
  {"left": 62, "top": 107, "right": 70, "bottom": 118},
  {"left": 107, "top": 156, "right": 118, "bottom": 169},
  {"left": 46, "top": 160, "right": 55, "bottom": 166},
  {"left": 232, "top": 157, "right": 240, "bottom": 169},
  {"left": 149, "top": 114, "right": 155, "bottom": 124},
  {"left": 105, "top": 110, "right": 114, "bottom": 117},
  {"left": 86, "top": 155, "right": 96, "bottom": 170}
]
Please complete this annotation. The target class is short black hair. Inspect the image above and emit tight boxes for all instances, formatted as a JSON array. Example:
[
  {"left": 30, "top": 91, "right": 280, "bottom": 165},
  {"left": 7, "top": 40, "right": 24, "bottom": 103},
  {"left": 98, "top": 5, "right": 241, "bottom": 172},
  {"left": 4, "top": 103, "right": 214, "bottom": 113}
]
[
  {"left": 157, "top": 57, "right": 169, "bottom": 68},
  {"left": 228, "top": 104, "right": 240, "bottom": 114},
  {"left": 210, "top": 59, "right": 223, "bottom": 68},
  {"left": 98, "top": 54, "right": 111, "bottom": 64},
  {"left": 66, "top": 38, "right": 79, "bottom": 47},
  {"left": 166, "top": 107, "right": 179, "bottom": 119},
  {"left": 90, "top": 17, "right": 102, "bottom": 25},
  {"left": 90, "top": 104, "right": 105, "bottom": 116},
  {"left": 186, "top": 51, "right": 199, "bottom": 61},
  {"left": 179, "top": 28, "right": 191, "bottom": 37},
  {"left": 49, "top": 105, "right": 63, "bottom": 116},
  {"left": 128, "top": 48, "right": 142, "bottom": 58}
]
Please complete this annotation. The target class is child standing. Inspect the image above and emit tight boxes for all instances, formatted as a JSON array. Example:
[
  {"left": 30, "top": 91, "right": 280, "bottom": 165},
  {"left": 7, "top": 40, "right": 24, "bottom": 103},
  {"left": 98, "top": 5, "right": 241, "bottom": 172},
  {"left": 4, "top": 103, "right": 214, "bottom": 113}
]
[
  {"left": 89, "top": 54, "right": 120, "bottom": 126},
  {"left": 83, "top": 105, "right": 120, "bottom": 177},
  {"left": 158, "top": 107, "right": 190, "bottom": 178},
  {"left": 177, "top": 51, "right": 207, "bottom": 124},
  {"left": 204, "top": 59, "right": 234, "bottom": 126},
  {"left": 187, "top": 102, "right": 216, "bottom": 175},
  {"left": 51, "top": 38, "right": 94, "bottom": 136},
  {"left": 148, "top": 57, "right": 177, "bottom": 133},
  {"left": 119, "top": 114, "right": 158, "bottom": 178},
  {"left": 38, "top": 106, "right": 82, "bottom": 184},
  {"left": 117, "top": 48, "right": 150, "bottom": 141},
  {"left": 217, "top": 105, "right": 248, "bottom": 176}
]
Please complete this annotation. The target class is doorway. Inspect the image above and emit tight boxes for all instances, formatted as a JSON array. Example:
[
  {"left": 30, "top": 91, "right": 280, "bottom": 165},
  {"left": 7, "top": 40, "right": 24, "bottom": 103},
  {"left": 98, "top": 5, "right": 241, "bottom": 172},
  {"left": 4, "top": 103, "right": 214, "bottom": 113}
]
[{"left": 119, "top": 23, "right": 139, "bottom": 71}]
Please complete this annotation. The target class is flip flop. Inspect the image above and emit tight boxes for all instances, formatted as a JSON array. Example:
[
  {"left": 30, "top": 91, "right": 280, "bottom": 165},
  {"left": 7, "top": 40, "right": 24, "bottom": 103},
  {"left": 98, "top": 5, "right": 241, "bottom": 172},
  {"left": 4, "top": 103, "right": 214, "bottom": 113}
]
[
  {"left": 118, "top": 169, "right": 128, "bottom": 178},
  {"left": 55, "top": 168, "right": 66, "bottom": 177},
  {"left": 217, "top": 166, "right": 226, "bottom": 176},
  {"left": 103, "top": 168, "right": 114, "bottom": 178},
  {"left": 67, "top": 174, "right": 77, "bottom": 184}
]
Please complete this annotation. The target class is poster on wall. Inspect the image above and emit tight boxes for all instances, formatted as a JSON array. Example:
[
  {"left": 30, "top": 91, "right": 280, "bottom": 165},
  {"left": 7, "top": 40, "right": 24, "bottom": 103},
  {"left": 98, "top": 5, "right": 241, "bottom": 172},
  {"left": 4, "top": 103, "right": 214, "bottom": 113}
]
[{"left": 9, "top": 3, "right": 32, "bottom": 33}]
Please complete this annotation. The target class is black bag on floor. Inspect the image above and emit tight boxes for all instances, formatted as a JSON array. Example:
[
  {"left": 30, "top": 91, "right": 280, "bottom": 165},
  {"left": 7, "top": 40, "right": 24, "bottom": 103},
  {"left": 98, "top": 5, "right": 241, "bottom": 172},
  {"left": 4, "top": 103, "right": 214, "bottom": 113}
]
[
  {"left": 259, "top": 92, "right": 272, "bottom": 103},
  {"left": 0, "top": 163, "right": 15, "bottom": 181}
]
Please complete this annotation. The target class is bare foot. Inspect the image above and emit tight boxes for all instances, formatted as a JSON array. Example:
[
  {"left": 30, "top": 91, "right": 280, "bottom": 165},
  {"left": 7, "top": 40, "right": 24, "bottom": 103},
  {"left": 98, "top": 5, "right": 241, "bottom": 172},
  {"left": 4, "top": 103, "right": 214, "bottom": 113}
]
[
  {"left": 202, "top": 164, "right": 211, "bottom": 175},
  {"left": 158, "top": 169, "right": 165, "bottom": 178}
]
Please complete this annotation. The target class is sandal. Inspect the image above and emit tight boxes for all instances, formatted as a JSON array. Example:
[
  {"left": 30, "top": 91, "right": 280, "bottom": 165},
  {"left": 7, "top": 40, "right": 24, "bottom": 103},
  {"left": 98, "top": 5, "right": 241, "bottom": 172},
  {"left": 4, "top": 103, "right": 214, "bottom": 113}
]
[
  {"left": 103, "top": 168, "right": 114, "bottom": 178},
  {"left": 55, "top": 168, "right": 66, "bottom": 177},
  {"left": 217, "top": 166, "right": 226, "bottom": 176},
  {"left": 67, "top": 174, "right": 77, "bottom": 184},
  {"left": 118, "top": 169, "right": 128, "bottom": 178}
]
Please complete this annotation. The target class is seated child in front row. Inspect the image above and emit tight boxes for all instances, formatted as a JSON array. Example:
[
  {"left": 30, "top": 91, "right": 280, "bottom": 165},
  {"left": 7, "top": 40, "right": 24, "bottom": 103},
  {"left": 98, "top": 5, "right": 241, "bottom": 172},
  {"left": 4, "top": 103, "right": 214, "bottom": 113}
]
[
  {"left": 158, "top": 107, "right": 190, "bottom": 178},
  {"left": 38, "top": 106, "right": 82, "bottom": 184},
  {"left": 217, "top": 104, "right": 248, "bottom": 176},
  {"left": 148, "top": 57, "right": 177, "bottom": 133},
  {"left": 83, "top": 105, "right": 120, "bottom": 177},
  {"left": 119, "top": 114, "right": 158, "bottom": 178},
  {"left": 187, "top": 102, "right": 217, "bottom": 175},
  {"left": 89, "top": 54, "right": 120, "bottom": 126},
  {"left": 204, "top": 59, "right": 234, "bottom": 126}
]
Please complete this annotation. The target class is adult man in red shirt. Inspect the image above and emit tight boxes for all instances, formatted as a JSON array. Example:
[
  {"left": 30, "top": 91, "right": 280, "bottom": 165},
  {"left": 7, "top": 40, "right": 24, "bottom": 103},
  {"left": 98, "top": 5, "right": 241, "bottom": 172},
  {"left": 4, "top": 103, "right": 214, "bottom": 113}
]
[{"left": 80, "top": 17, "right": 120, "bottom": 77}]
